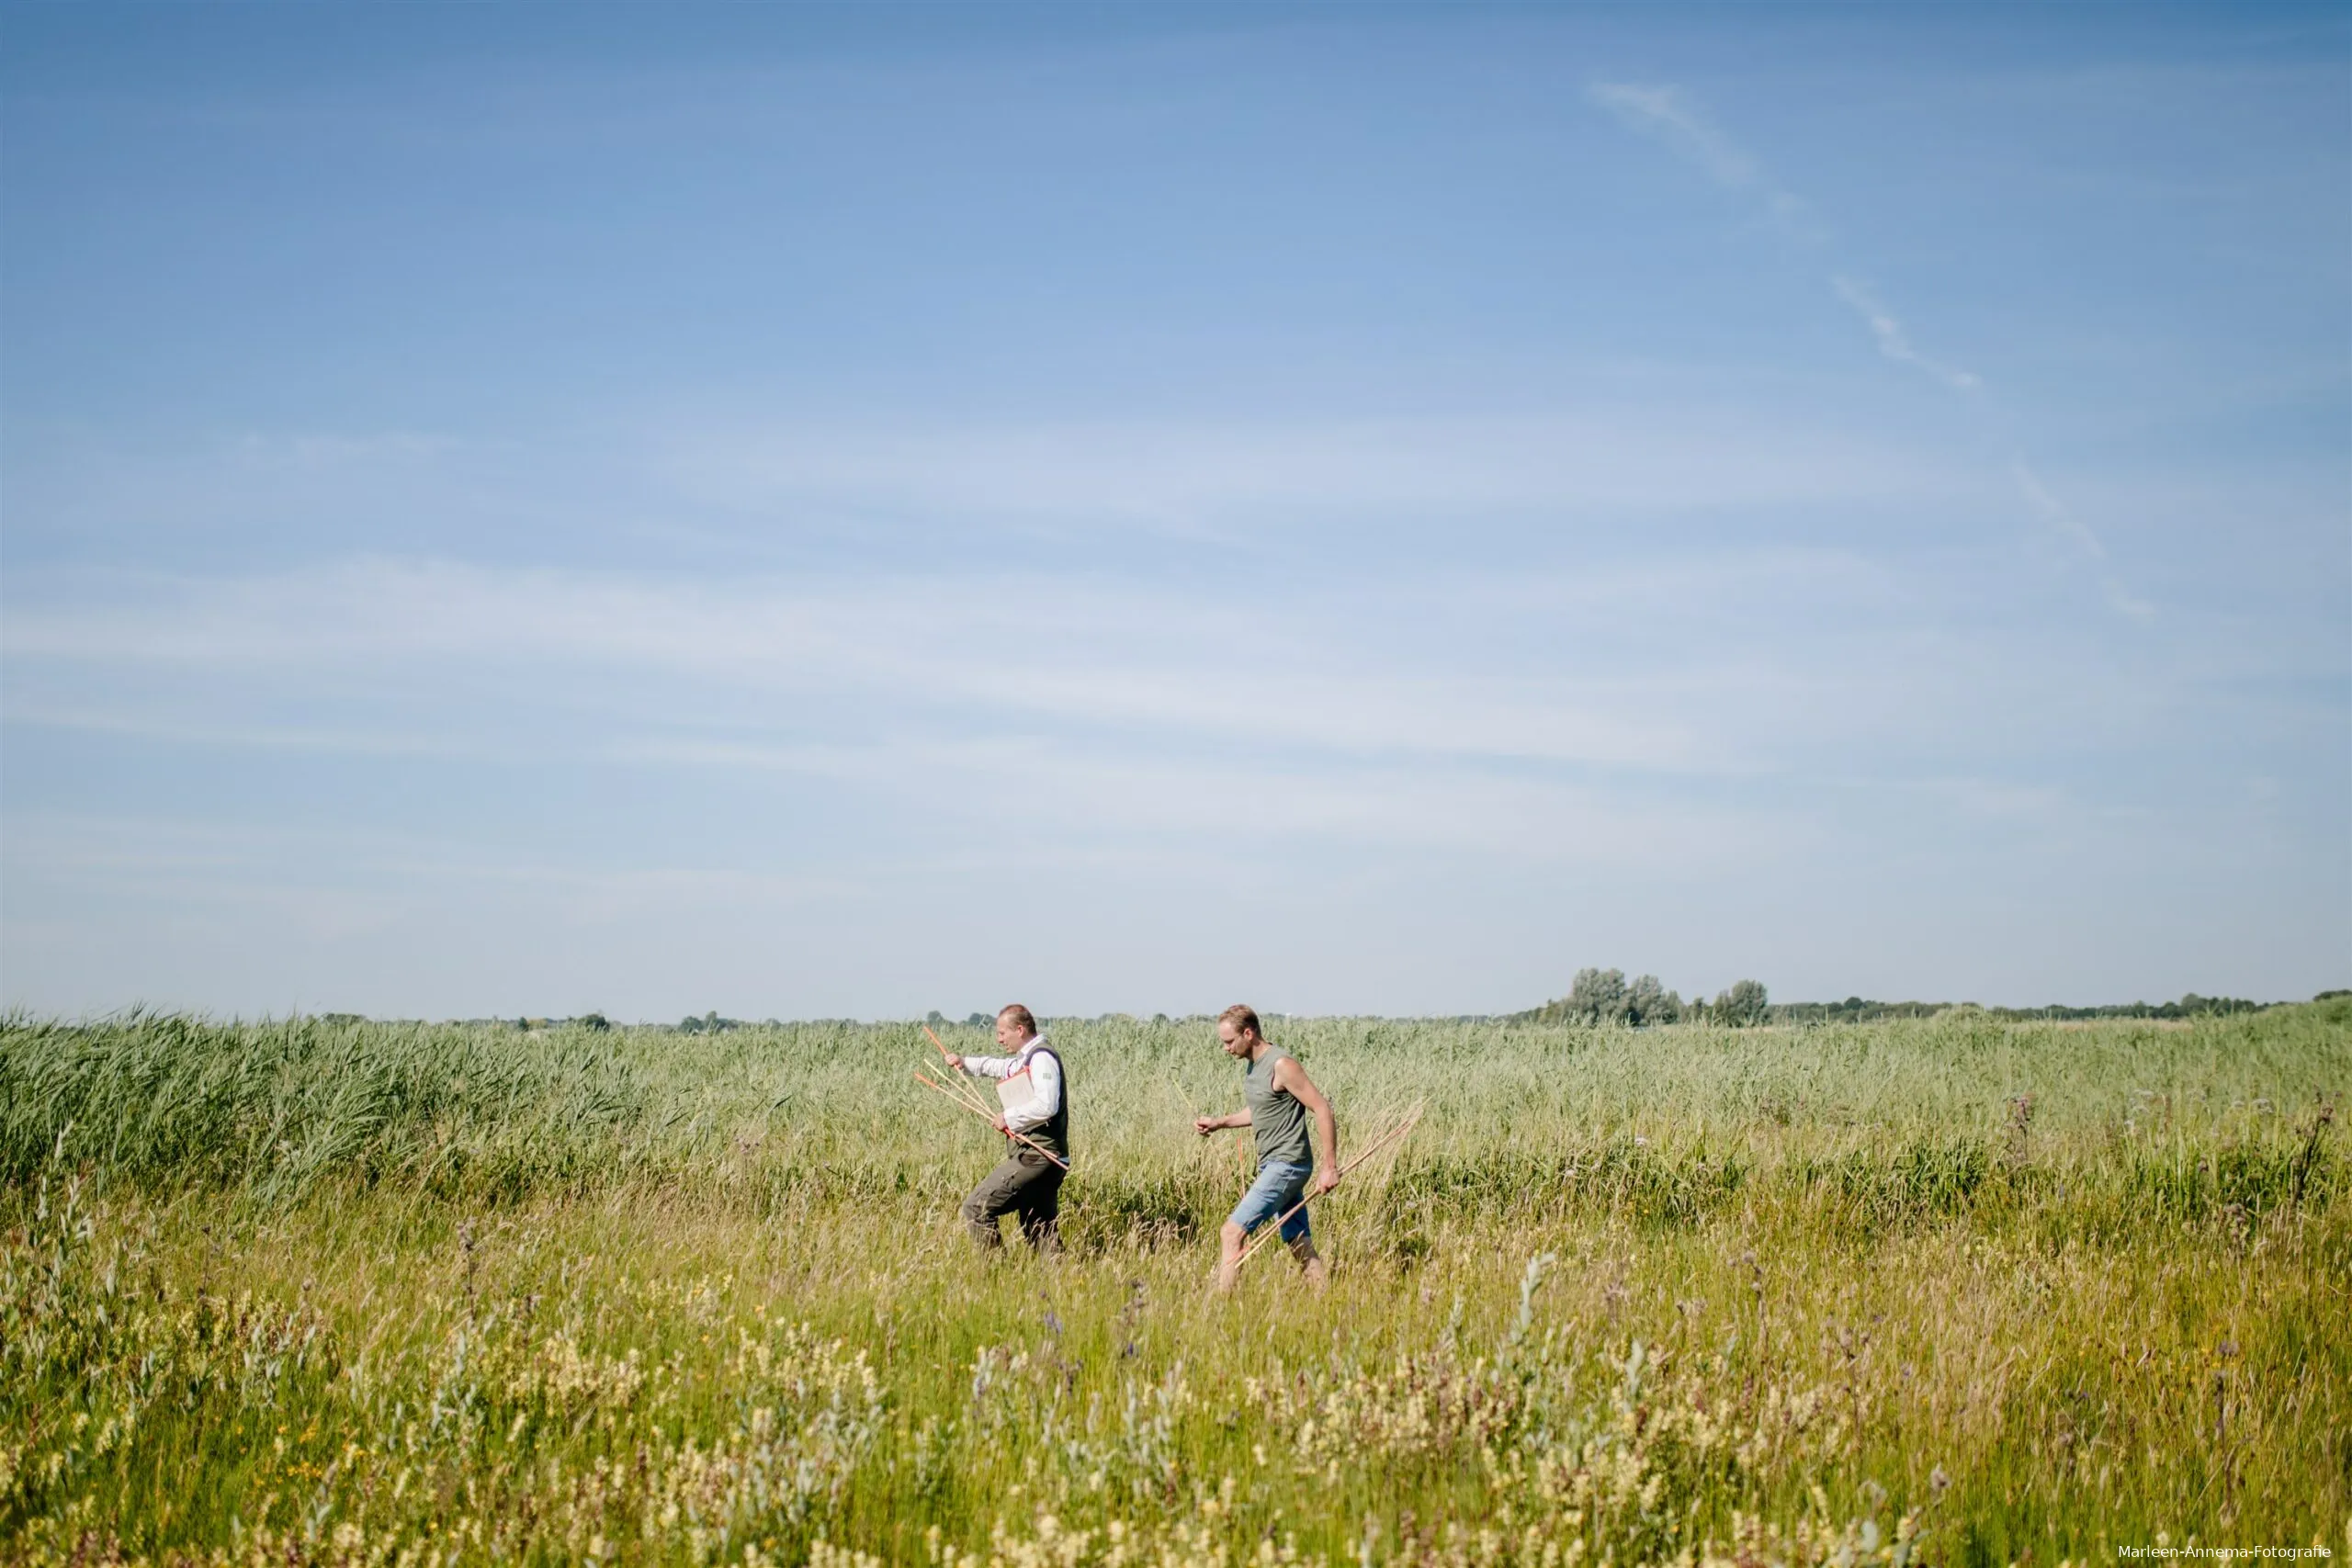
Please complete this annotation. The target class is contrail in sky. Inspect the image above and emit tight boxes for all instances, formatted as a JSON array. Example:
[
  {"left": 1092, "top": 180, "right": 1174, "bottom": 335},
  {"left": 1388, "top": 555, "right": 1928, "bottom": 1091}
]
[{"left": 1589, "top": 78, "right": 2150, "bottom": 620}]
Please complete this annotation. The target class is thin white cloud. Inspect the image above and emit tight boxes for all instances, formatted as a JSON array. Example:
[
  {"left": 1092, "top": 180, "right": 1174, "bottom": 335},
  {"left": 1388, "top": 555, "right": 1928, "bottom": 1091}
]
[
  {"left": 1832, "top": 276, "right": 1982, "bottom": 392},
  {"left": 1588, "top": 82, "right": 2178, "bottom": 620},
  {"left": 2010, "top": 461, "right": 2155, "bottom": 619},
  {"left": 231, "top": 430, "right": 460, "bottom": 470},
  {"left": 613, "top": 735, "right": 1793, "bottom": 868},
  {"left": 6, "top": 407, "right": 1964, "bottom": 574},
  {"left": 1591, "top": 81, "right": 1991, "bottom": 400},
  {"left": 655, "top": 407, "right": 1944, "bottom": 524},
  {"left": 0, "top": 558, "right": 1712, "bottom": 771},
  {"left": 3, "top": 543, "right": 2211, "bottom": 836},
  {"left": 1589, "top": 82, "right": 1758, "bottom": 189},
  {"left": 2009, "top": 461, "right": 2108, "bottom": 559},
  {"left": 1589, "top": 81, "right": 1812, "bottom": 235},
  {"left": 1591, "top": 80, "right": 1984, "bottom": 398},
  {"left": 6, "top": 811, "right": 879, "bottom": 912}
]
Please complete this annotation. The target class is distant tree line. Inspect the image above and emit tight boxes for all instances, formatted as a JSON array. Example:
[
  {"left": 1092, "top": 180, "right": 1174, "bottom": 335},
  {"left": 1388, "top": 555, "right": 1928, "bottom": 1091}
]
[
  {"left": 1515, "top": 969, "right": 1774, "bottom": 1028},
  {"left": 306, "top": 987, "right": 2344, "bottom": 1032},
  {"left": 1516, "top": 975, "right": 2335, "bottom": 1027},
  {"left": 1797, "top": 994, "right": 2296, "bottom": 1023}
]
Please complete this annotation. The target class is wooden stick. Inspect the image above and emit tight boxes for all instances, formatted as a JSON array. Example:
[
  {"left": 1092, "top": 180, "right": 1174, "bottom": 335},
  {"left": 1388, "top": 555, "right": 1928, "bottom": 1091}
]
[
  {"left": 920, "top": 1051, "right": 1000, "bottom": 1119},
  {"left": 920, "top": 1024, "right": 1014, "bottom": 1123},
  {"left": 1234, "top": 1105, "right": 1420, "bottom": 1269},
  {"left": 917, "top": 1062, "right": 1021, "bottom": 1133},
  {"left": 911, "top": 1067, "right": 1070, "bottom": 1171},
  {"left": 913, "top": 1063, "right": 1003, "bottom": 1127},
  {"left": 915, "top": 1026, "right": 1011, "bottom": 1120},
  {"left": 1234, "top": 1104, "right": 1422, "bottom": 1270}
]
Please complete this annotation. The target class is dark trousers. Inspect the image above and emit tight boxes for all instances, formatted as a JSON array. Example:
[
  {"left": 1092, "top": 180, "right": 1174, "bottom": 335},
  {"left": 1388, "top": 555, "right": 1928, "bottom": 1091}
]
[{"left": 962, "top": 1152, "right": 1065, "bottom": 1253}]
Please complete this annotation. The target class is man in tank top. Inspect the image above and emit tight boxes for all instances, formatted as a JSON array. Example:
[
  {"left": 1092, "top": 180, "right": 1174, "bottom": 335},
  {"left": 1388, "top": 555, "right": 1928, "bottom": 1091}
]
[
  {"left": 943, "top": 1002, "right": 1069, "bottom": 1254},
  {"left": 1193, "top": 1003, "right": 1340, "bottom": 1292}
]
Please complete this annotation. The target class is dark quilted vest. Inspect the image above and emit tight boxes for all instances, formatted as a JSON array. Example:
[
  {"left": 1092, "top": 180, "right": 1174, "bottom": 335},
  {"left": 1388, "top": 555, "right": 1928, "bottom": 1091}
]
[{"left": 1021, "top": 1045, "right": 1070, "bottom": 1163}]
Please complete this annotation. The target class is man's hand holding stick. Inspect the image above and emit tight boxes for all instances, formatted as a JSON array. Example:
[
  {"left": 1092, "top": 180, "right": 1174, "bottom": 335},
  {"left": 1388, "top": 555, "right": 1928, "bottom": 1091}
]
[
  {"left": 921, "top": 1022, "right": 957, "bottom": 1063},
  {"left": 1233, "top": 1103, "right": 1422, "bottom": 1270},
  {"left": 918, "top": 1023, "right": 1015, "bottom": 1124},
  {"left": 911, "top": 1065, "right": 1069, "bottom": 1172}
]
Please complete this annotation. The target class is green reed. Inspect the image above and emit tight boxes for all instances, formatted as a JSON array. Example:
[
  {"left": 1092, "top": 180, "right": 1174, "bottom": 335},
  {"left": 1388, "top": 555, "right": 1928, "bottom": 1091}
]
[{"left": 2, "top": 1004, "right": 2345, "bottom": 1564}]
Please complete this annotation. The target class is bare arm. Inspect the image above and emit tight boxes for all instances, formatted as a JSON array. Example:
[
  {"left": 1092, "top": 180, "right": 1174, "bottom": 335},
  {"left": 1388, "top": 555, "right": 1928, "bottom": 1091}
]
[
  {"left": 1272, "top": 1057, "right": 1340, "bottom": 1190},
  {"left": 1194, "top": 1108, "right": 1252, "bottom": 1136}
]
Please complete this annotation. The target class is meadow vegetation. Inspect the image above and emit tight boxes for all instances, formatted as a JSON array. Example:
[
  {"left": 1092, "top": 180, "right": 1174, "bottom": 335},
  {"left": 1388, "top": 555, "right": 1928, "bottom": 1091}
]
[{"left": 3, "top": 1004, "right": 2346, "bottom": 1565}]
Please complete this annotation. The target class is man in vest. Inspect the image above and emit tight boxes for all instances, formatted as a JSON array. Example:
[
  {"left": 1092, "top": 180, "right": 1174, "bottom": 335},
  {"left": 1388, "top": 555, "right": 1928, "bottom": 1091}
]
[
  {"left": 943, "top": 1003, "right": 1069, "bottom": 1254},
  {"left": 1193, "top": 1004, "right": 1339, "bottom": 1292}
]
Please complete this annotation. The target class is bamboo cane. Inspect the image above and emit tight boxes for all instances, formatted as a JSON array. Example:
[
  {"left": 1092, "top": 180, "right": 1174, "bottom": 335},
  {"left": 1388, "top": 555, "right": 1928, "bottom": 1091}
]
[
  {"left": 913, "top": 1063, "right": 1009, "bottom": 1129},
  {"left": 915, "top": 1026, "right": 1010, "bottom": 1121},
  {"left": 1233, "top": 1104, "right": 1422, "bottom": 1270},
  {"left": 911, "top": 1067, "right": 1070, "bottom": 1171},
  {"left": 926, "top": 1066, "right": 1001, "bottom": 1128},
  {"left": 920, "top": 1051, "right": 1001, "bottom": 1120},
  {"left": 921, "top": 1024, "right": 1025, "bottom": 1126}
]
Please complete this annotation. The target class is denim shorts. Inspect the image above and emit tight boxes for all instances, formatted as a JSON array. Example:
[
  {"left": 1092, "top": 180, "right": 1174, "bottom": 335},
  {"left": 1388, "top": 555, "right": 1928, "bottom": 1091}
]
[{"left": 1229, "top": 1160, "right": 1313, "bottom": 1246}]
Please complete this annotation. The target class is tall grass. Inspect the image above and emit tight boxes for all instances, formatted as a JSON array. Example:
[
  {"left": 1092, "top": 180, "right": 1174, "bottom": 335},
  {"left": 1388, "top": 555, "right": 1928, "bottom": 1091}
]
[
  {"left": 7, "top": 1006, "right": 2341, "bottom": 1217},
  {"left": 3, "top": 1004, "right": 2346, "bottom": 1563}
]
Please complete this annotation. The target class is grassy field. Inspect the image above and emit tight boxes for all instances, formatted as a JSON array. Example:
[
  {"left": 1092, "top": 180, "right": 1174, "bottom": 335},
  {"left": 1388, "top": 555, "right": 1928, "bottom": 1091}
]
[{"left": 3, "top": 1004, "right": 2347, "bottom": 1566}]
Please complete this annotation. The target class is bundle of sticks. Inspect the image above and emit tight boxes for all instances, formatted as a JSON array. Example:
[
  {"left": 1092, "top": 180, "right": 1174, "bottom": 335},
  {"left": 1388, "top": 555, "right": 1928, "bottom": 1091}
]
[{"left": 910, "top": 1024, "right": 1069, "bottom": 1171}]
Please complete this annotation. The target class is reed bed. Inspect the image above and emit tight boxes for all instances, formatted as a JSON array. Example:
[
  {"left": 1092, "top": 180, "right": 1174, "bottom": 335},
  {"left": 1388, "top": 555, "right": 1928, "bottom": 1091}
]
[{"left": 2, "top": 1004, "right": 2346, "bottom": 1564}]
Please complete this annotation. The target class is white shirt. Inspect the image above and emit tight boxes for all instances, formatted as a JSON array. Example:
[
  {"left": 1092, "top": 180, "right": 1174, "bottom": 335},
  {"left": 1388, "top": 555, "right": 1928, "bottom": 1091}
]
[{"left": 957, "top": 1034, "right": 1062, "bottom": 1136}]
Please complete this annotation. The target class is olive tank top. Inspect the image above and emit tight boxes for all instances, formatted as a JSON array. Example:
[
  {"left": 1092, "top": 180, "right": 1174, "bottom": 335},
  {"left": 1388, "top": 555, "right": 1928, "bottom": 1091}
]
[{"left": 1244, "top": 1049, "right": 1314, "bottom": 1169}]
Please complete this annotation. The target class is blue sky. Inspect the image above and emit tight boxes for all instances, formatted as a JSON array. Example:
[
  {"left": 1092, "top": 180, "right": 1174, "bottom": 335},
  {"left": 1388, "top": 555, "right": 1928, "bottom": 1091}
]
[{"left": 3, "top": 4, "right": 2345, "bottom": 1020}]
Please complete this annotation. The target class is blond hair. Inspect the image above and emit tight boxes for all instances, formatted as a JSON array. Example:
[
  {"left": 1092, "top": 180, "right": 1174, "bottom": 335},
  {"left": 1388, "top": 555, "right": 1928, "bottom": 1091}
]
[
  {"left": 1217, "top": 1004, "right": 1261, "bottom": 1038},
  {"left": 998, "top": 1003, "right": 1038, "bottom": 1036}
]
